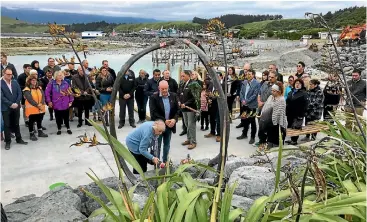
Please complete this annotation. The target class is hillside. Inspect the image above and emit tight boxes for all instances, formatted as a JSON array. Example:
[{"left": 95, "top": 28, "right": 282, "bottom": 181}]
[
  {"left": 1, "top": 7, "right": 159, "bottom": 24},
  {"left": 237, "top": 6, "right": 366, "bottom": 39},
  {"left": 115, "top": 21, "right": 202, "bottom": 32},
  {"left": 1, "top": 16, "right": 24, "bottom": 25},
  {"left": 1, "top": 16, "right": 48, "bottom": 33}
]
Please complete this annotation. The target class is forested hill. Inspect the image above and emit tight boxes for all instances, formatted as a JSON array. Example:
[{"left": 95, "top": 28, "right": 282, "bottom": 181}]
[{"left": 193, "top": 14, "right": 283, "bottom": 28}]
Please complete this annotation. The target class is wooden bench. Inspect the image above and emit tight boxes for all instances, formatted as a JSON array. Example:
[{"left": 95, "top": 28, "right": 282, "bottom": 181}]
[{"left": 286, "top": 124, "right": 329, "bottom": 137}]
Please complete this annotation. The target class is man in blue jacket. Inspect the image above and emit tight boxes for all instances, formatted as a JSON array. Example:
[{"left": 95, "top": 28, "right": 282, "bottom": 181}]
[
  {"left": 237, "top": 69, "right": 260, "bottom": 144},
  {"left": 1, "top": 68, "right": 28, "bottom": 150},
  {"left": 126, "top": 120, "right": 165, "bottom": 174}
]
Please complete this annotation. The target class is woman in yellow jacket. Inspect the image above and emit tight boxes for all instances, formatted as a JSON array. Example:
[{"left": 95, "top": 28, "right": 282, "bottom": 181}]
[{"left": 23, "top": 75, "right": 48, "bottom": 141}]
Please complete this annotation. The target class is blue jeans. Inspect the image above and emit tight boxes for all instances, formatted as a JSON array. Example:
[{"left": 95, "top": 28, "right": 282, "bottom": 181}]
[
  {"left": 157, "top": 128, "right": 172, "bottom": 162},
  {"left": 100, "top": 93, "right": 111, "bottom": 106}
]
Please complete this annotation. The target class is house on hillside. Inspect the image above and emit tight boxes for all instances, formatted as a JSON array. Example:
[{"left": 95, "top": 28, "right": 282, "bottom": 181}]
[{"left": 81, "top": 31, "right": 105, "bottom": 39}]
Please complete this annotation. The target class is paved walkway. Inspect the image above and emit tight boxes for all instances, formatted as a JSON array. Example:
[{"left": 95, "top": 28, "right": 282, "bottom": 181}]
[{"left": 1, "top": 104, "right": 257, "bottom": 205}]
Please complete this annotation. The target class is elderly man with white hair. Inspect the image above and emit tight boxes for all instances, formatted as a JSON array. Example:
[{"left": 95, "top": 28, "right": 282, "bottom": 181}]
[{"left": 126, "top": 120, "right": 166, "bottom": 174}]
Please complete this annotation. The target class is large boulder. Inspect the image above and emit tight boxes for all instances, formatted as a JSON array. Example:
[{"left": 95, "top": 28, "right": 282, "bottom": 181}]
[
  {"left": 231, "top": 195, "right": 254, "bottom": 214},
  {"left": 228, "top": 166, "right": 277, "bottom": 199},
  {"left": 4, "top": 186, "right": 86, "bottom": 222}
]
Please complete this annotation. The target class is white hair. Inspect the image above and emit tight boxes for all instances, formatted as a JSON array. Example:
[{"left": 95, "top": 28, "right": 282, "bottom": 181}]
[
  {"left": 30, "top": 69, "right": 38, "bottom": 75},
  {"left": 153, "top": 120, "right": 166, "bottom": 132}
]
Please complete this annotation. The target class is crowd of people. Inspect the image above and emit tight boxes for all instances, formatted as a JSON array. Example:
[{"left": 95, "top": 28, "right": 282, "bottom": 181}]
[{"left": 1, "top": 52, "right": 366, "bottom": 173}]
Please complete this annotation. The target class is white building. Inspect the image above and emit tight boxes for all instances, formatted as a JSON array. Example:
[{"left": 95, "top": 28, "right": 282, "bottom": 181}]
[{"left": 81, "top": 31, "right": 105, "bottom": 39}]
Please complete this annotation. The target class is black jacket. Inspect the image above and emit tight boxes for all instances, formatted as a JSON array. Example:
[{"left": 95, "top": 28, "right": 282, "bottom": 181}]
[
  {"left": 40, "top": 76, "right": 53, "bottom": 91},
  {"left": 17, "top": 73, "right": 28, "bottom": 105},
  {"left": 348, "top": 79, "right": 366, "bottom": 107},
  {"left": 71, "top": 74, "right": 93, "bottom": 101},
  {"left": 1, "top": 62, "right": 18, "bottom": 79},
  {"left": 119, "top": 73, "right": 135, "bottom": 97},
  {"left": 177, "top": 79, "right": 197, "bottom": 112},
  {"left": 149, "top": 92, "right": 179, "bottom": 133},
  {"left": 286, "top": 88, "right": 309, "bottom": 119},
  {"left": 162, "top": 77, "right": 178, "bottom": 93},
  {"left": 135, "top": 75, "right": 149, "bottom": 99},
  {"left": 144, "top": 78, "right": 160, "bottom": 97},
  {"left": 96, "top": 74, "right": 114, "bottom": 94},
  {"left": 228, "top": 79, "right": 241, "bottom": 96},
  {"left": 323, "top": 81, "right": 342, "bottom": 106}
]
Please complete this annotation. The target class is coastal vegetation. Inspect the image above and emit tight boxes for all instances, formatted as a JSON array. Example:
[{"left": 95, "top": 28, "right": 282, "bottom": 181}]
[{"left": 114, "top": 21, "right": 202, "bottom": 32}]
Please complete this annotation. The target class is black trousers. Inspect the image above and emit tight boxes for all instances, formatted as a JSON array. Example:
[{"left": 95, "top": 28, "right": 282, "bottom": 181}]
[
  {"left": 76, "top": 100, "right": 92, "bottom": 124},
  {"left": 287, "top": 117, "right": 299, "bottom": 142},
  {"left": 200, "top": 111, "right": 209, "bottom": 128},
  {"left": 2, "top": 108, "right": 22, "bottom": 143},
  {"left": 48, "top": 107, "right": 54, "bottom": 118},
  {"left": 55, "top": 109, "right": 70, "bottom": 130},
  {"left": 119, "top": 97, "right": 135, "bottom": 125},
  {"left": 28, "top": 113, "right": 44, "bottom": 133},
  {"left": 240, "top": 106, "right": 257, "bottom": 138},
  {"left": 267, "top": 124, "right": 286, "bottom": 145},
  {"left": 130, "top": 151, "right": 148, "bottom": 174},
  {"left": 323, "top": 104, "right": 335, "bottom": 123},
  {"left": 227, "top": 95, "right": 236, "bottom": 115},
  {"left": 136, "top": 95, "right": 148, "bottom": 121},
  {"left": 209, "top": 100, "right": 219, "bottom": 135}
]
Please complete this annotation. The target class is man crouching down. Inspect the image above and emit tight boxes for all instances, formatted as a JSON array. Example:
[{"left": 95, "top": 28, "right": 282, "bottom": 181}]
[{"left": 126, "top": 120, "right": 165, "bottom": 174}]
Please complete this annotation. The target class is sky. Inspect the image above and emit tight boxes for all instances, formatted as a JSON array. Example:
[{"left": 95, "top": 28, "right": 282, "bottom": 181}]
[{"left": 1, "top": 0, "right": 366, "bottom": 20}]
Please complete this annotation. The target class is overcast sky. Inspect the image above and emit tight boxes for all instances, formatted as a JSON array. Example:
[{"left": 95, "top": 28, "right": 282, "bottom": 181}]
[{"left": 2, "top": 1, "right": 366, "bottom": 20}]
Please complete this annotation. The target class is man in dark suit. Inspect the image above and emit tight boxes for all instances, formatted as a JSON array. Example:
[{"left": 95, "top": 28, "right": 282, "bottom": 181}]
[
  {"left": 149, "top": 80, "right": 179, "bottom": 163},
  {"left": 1, "top": 68, "right": 28, "bottom": 150},
  {"left": 119, "top": 70, "right": 136, "bottom": 128},
  {"left": 178, "top": 70, "right": 198, "bottom": 149},
  {"left": 144, "top": 69, "right": 161, "bottom": 97},
  {"left": 1, "top": 53, "right": 18, "bottom": 79}
]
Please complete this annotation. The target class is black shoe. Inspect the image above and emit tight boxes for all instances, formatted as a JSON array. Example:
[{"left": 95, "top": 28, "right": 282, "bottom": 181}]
[
  {"left": 179, "top": 131, "right": 187, "bottom": 136},
  {"left": 289, "top": 141, "right": 298, "bottom": 145},
  {"left": 249, "top": 138, "right": 255, "bottom": 144},
  {"left": 50, "top": 116, "right": 54, "bottom": 121},
  {"left": 30, "top": 133, "right": 38, "bottom": 141},
  {"left": 236, "top": 123, "right": 244, "bottom": 129},
  {"left": 77, "top": 123, "right": 82, "bottom": 128},
  {"left": 118, "top": 124, "right": 125, "bottom": 129},
  {"left": 205, "top": 126, "right": 209, "bottom": 131},
  {"left": 236, "top": 134, "right": 247, "bottom": 140},
  {"left": 5, "top": 142, "right": 10, "bottom": 150},
  {"left": 41, "top": 126, "right": 47, "bottom": 130},
  {"left": 130, "top": 124, "right": 136, "bottom": 128},
  {"left": 67, "top": 129, "right": 72, "bottom": 135},
  {"left": 38, "top": 130, "right": 48, "bottom": 138},
  {"left": 57, "top": 130, "right": 62, "bottom": 135},
  {"left": 201, "top": 126, "right": 204, "bottom": 131},
  {"left": 285, "top": 140, "right": 292, "bottom": 144},
  {"left": 85, "top": 121, "right": 92, "bottom": 126},
  {"left": 25, "top": 121, "right": 29, "bottom": 127},
  {"left": 16, "top": 139, "right": 28, "bottom": 145}
]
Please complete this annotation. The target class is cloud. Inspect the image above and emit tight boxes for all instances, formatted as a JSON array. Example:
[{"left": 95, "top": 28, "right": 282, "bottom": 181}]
[{"left": 1, "top": 1, "right": 365, "bottom": 20}]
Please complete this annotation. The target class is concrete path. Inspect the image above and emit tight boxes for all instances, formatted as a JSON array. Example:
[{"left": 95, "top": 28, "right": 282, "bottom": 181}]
[{"left": 1, "top": 104, "right": 257, "bottom": 205}]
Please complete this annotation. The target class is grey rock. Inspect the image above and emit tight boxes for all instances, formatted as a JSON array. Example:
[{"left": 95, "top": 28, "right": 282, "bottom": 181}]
[
  {"left": 228, "top": 166, "right": 276, "bottom": 198},
  {"left": 196, "top": 178, "right": 216, "bottom": 186},
  {"left": 132, "top": 193, "right": 148, "bottom": 210},
  {"left": 4, "top": 195, "right": 41, "bottom": 222},
  {"left": 343, "top": 66, "right": 354, "bottom": 73},
  {"left": 5, "top": 186, "right": 86, "bottom": 222},
  {"left": 73, "top": 177, "right": 130, "bottom": 216},
  {"left": 362, "top": 70, "right": 366, "bottom": 79},
  {"left": 271, "top": 155, "right": 307, "bottom": 172},
  {"left": 231, "top": 195, "right": 254, "bottom": 213}
]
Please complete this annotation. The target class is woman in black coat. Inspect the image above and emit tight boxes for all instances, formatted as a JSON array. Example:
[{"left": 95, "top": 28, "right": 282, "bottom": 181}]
[
  {"left": 227, "top": 67, "right": 241, "bottom": 117},
  {"left": 286, "top": 78, "right": 308, "bottom": 145}
]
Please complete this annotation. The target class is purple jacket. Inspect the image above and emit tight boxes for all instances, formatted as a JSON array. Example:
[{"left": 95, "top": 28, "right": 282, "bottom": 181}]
[{"left": 45, "top": 80, "right": 74, "bottom": 110}]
